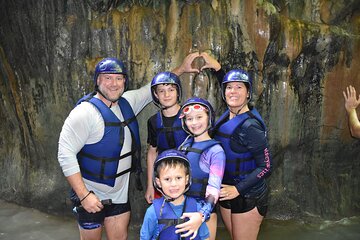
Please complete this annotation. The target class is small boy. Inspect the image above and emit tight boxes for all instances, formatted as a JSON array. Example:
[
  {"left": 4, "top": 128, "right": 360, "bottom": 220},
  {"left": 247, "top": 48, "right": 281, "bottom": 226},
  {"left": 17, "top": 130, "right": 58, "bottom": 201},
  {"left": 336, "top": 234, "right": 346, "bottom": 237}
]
[{"left": 140, "top": 149, "right": 209, "bottom": 240}]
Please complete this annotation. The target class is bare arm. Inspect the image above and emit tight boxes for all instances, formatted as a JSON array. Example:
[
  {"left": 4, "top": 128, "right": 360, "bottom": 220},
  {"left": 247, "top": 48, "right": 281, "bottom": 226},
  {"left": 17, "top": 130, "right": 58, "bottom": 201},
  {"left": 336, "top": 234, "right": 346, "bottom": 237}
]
[
  {"left": 66, "top": 173, "right": 103, "bottom": 213},
  {"left": 343, "top": 85, "right": 360, "bottom": 138},
  {"left": 172, "top": 52, "right": 201, "bottom": 76},
  {"left": 58, "top": 104, "right": 103, "bottom": 212},
  {"left": 199, "top": 52, "right": 221, "bottom": 71},
  {"left": 145, "top": 145, "right": 158, "bottom": 204}
]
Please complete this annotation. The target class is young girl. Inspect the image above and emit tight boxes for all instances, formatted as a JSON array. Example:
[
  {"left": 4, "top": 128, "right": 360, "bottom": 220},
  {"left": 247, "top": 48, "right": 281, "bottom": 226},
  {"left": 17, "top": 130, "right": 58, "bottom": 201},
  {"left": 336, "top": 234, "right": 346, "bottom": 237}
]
[
  {"left": 140, "top": 149, "right": 209, "bottom": 240},
  {"left": 178, "top": 97, "right": 226, "bottom": 240}
]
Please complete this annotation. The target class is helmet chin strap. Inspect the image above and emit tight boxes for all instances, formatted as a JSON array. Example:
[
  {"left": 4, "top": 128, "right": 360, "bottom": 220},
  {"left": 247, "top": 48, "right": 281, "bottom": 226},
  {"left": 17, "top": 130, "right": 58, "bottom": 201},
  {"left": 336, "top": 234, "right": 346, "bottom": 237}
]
[
  {"left": 160, "top": 101, "right": 179, "bottom": 111},
  {"left": 164, "top": 192, "right": 184, "bottom": 202},
  {"left": 158, "top": 193, "right": 185, "bottom": 217},
  {"left": 157, "top": 188, "right": 186, "bottom": 203},
  {"left": 228, "top": 99, "right": 248, "bottom": 116},
  {"left": 95, "top": 86, "right": 118, "bottom": 108},
  {"left": 159, "top": 104, "right": 181, "bottom": 127}
]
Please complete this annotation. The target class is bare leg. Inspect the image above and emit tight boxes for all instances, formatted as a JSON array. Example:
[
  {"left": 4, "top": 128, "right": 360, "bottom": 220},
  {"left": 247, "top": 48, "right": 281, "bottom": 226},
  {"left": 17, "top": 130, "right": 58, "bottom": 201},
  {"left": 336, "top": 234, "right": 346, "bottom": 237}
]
[
  {"left": 104, "top": 211, "right": 131, "bottom": 240},
  {"left": 206, "top": 212, "right": 218, "bottom": 240},
  {"left": 231, "top": 207, "right": 263, "bottom": 240},
  {"left": 220, "top": 206, "right": 232, "bottom": 239},
  {"left": 79, "top": 226, "right": 103, "bottom": 240}
]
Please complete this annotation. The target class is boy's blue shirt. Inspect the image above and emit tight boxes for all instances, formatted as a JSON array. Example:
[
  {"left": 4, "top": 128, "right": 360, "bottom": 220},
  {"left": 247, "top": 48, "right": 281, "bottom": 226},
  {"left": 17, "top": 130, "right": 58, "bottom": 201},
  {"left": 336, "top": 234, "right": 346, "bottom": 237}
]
[{"left": 140, "top": 197, "right": 210, "bottom": 240}]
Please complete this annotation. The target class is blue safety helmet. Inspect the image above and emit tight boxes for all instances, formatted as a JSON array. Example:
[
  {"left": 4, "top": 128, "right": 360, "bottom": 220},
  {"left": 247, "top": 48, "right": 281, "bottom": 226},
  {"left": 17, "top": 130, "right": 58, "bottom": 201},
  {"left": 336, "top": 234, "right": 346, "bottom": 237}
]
[
  {"left": 151, "top": 72, "right": 182, "bottom": 107},
  {"left": 180, "top": 97, "right": 215, "bottom": 135},
  {"left": 153, "top": 149, "right": 191, "bottom": 193},
  {"left": 222, "top": 69, "right": 252, "bottom": 101},
  {"left": 94, "top": 57, "right": 128, "bottom": 90}
]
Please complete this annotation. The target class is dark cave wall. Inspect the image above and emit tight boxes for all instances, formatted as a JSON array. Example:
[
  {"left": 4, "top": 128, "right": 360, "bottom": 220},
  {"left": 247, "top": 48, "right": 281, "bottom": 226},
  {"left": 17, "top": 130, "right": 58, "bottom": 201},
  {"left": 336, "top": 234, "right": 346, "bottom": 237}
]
[{"left": 0, "top": 0, "right": 360, "bottom": 221}]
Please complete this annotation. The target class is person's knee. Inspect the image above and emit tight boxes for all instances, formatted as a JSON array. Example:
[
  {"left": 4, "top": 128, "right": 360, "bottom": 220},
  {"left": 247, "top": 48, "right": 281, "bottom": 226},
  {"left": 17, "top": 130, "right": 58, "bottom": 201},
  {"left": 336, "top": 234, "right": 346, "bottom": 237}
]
[
  {"left": 104, "top": 212, "right": 130, "bottom": 240},
  {"left": 79, "top": 227, "right": 102, "bottom": 240},
  {"left": 106, "top": 231, "right": 128, "bottom": 240}
]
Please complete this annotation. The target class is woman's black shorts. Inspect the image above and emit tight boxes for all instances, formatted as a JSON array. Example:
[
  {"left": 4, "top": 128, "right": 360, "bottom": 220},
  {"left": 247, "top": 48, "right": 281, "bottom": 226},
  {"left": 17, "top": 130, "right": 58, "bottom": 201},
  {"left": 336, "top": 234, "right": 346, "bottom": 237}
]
[{"left": 219, "top": 188, "right": 268, "bottom": 216}]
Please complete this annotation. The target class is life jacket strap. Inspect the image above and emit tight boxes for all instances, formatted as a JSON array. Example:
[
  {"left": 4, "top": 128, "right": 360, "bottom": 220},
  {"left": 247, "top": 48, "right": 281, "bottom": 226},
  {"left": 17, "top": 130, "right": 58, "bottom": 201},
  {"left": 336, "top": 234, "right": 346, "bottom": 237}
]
[
  {"left": 179, "top": 146, "right": 203, "bottom": 154},
  {"left": 158, "top": 218, "right": 186, "bottom": 227},
  {"left": 187, "top": 178, "right": 207, "bottom": 197},
  {"left": 78, "top": 149, "right": 134, "bottom": 162},
  {"left": 79, "top": 150, "right": 135, "bottom": 180},
  {"left": 225, "top": 168, "right": 253, "bottom": 177},
  {"left": 226, "top": 156, "right": 253, "bottom": 163},
  {"left": 213, "top": 131, "right": 231, "bottom": 138},
  {"left": 157, "top": 126, "right": 183, "bottom": 133},
  {"left": 80, "top": 167, "right": 133, "bottom": 180}
]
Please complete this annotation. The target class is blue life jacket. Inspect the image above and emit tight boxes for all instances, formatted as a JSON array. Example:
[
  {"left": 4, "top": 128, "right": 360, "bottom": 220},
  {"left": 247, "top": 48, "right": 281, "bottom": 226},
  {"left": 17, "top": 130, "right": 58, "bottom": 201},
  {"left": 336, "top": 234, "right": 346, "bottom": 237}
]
[
  {"left": 179, "top": 138, "right": 220, "bottom": 199},
  {"left": 76, "top": 93, "right": 141, "bottom": 187},
  {"left": 153, "top": 197, "right": 201, "bottom": 240},
  {"left": 156, "top": 111, "right": 188, "bottom": 153},
  {"left": 213, "top": 108, "right": 266, "bottom": 184}
]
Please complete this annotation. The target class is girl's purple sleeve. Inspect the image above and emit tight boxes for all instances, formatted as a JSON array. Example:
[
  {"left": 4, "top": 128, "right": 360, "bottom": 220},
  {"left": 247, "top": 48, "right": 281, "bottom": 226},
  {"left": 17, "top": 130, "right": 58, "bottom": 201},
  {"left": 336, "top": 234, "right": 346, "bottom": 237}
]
[{"left": 199, "top": 144, "right": 226, "bottom": 220}]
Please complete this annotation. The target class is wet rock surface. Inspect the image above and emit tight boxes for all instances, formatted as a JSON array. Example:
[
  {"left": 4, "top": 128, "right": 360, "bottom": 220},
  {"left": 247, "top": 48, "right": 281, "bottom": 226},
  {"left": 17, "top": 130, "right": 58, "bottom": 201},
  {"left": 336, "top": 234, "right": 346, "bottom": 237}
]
[
  {"left": 1, "top": 200, "right": 359, "bottom": 240},
  {"left": 0, "top": 0, "right": 359, "bottom": 223}
]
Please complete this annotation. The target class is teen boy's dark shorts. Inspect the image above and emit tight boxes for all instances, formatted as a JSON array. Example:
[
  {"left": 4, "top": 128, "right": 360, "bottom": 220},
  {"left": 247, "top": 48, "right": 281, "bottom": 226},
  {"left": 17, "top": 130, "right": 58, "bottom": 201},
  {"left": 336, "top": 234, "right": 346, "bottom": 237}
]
[{"left": 219, "top": 189, "right": 268, "bottom": 216}]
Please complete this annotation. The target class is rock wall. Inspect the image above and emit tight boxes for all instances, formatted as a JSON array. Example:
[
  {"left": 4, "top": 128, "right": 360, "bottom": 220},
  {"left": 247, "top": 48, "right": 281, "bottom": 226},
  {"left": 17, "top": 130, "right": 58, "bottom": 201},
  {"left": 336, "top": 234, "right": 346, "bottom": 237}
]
[{"left": 0, "top": 0, "right": 359, "bottom": 221}]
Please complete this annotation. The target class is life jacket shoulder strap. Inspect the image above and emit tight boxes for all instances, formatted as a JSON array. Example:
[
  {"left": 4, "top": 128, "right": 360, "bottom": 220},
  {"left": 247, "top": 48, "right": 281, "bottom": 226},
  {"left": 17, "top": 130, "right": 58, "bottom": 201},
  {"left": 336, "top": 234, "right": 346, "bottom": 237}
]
[
  {"left": 179, "top": 139, "right": 220, "bottom": 154},
  {"left": 117, "top": 97, "right": 142, "bottom": 176},
  {"left": 85, "top": 95, "right": 142, "bottom": 174},
  {"left": 76, "top": 91, "right": 97, "bottom": 106},
  {"left": 156, "top": 111, "right": 183, "bottom": 131},
  {"left": 117, "top": 98, "right": 139, "bottom": 132}
]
